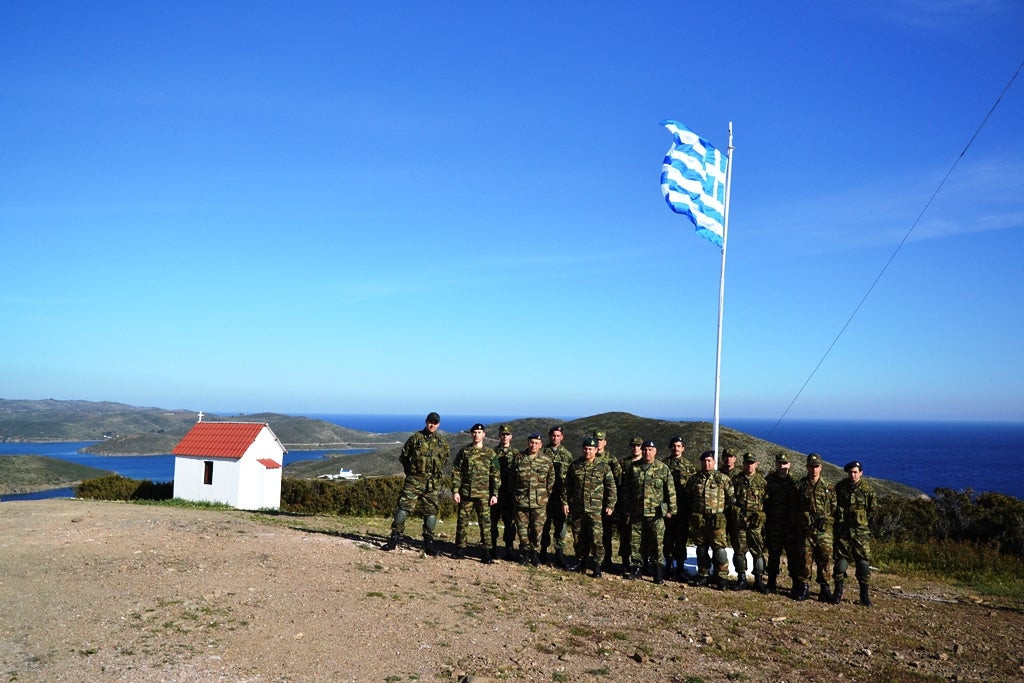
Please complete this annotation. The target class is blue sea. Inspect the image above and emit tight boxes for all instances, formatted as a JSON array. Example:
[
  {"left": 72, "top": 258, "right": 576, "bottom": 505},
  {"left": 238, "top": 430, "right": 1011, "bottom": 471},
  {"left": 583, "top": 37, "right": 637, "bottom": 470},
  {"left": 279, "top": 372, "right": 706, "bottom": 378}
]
[{"left": 2, "top": 416, "right": 1021, "bottom": 501}]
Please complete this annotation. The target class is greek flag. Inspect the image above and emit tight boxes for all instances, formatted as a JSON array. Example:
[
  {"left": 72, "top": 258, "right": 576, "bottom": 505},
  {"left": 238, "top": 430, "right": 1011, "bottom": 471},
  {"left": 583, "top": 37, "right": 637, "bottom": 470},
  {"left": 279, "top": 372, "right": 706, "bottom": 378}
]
[{"left": 660, "top": 120, "right": 728, "bottom": 247}]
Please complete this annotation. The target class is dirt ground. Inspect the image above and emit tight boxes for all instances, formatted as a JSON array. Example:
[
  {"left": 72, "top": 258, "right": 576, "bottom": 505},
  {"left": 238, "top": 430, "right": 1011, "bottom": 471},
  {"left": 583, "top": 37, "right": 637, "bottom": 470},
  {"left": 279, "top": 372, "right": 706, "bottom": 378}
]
[{"left": 1, "top": 499, "right": 1022, "bottom": 682}]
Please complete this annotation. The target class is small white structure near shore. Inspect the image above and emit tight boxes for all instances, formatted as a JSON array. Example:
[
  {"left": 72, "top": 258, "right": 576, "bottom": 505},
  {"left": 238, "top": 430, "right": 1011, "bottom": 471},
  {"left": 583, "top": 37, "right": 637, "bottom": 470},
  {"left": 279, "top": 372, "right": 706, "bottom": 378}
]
[{"left": 172, "top": 420, "right": 285, "bottom": 510}]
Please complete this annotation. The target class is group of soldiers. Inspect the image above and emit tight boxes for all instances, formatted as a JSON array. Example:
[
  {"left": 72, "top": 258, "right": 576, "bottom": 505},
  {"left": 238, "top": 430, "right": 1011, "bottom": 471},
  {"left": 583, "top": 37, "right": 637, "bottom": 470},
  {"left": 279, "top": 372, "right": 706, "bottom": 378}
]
[{"left": 381, "top": 413, "right": 876, "bottom": 607}]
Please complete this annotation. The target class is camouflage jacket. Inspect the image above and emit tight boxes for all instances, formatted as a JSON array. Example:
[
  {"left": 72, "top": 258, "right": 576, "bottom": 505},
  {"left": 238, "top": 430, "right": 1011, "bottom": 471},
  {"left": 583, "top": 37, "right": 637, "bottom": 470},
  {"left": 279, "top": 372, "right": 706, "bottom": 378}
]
[
  {"left": 733, "top": 471, "right": 768, "bottom": 526},
  {"left": 684, "top": 469, "right": 734, "bottom": 516},
  {"left": 512, "top": 450, "right": 556, "bottom": 510},
  {"left": 667, "top": 456, "right": 697, "bottom": 515},
  {"left": 796, "top": 476, "right": 836, "bottom": 534},
  {"left": 763, "top": 471, "right": 798, "bottom": 529},
  {"left": 564, "top": 456, "right": 617, "bottom": 517},
  {"left": 834, "top": 478, "right": 875, "bottom": 533},
  {"left": 399, "top": 429, "right": 450, "bottom": 484},
  {"left": 596, "top": 451, "right": 623, "bottom": 486},
  {"left": 623, "top": 459, "right": 677, "bottom": 518},
  {"left": 451, "top": 444, "right": 500, "bottom": 500},
  {"left": 543, "top": 444, "right": 574, "bottom": 498},
  {"left": 493, "top": 444, "right": 518, "bottom": 504}
]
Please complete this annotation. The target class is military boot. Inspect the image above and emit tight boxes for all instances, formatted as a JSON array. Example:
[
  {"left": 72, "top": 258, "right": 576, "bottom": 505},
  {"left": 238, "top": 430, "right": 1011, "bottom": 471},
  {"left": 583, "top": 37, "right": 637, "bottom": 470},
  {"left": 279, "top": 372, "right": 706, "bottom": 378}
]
[
  {"left": 730, "top": 572, "right": 749, "bottom": 591},
  {"left": 452, "top": 547, "right": 465, "bottom": 560},
  {"left": 755, "top": 574, "right": 769, "bottom": 594},
  {"left": 504, "top": 543, "right": 515, "bottom": 562},
  {"left": 858, "top": 581, "right": 872, "bottom": 607},
  {"left": 554, "top": 550, "right": 567, "bottom": 569},
  {"left": 481, "top": 548, "right": 494, "bottom": 564},
  {"left": 423, "top": 539, "right": 439, "bottom": 556},
  {"left": 539, "top": 549, "right": 549, "bottom": 565},
  {"left": 818, "top": 582, "right": 833, "bottom": 603},
  {"left": 592, "top": 564, "right": 602, "bottom": 579},
  {"left": 832, "top": 580, "right": 845, "bottom": 604},
  {"left": 766, "top": 573, "right": 778, "bottom": 594},
  {"left": 518, "top": 549, "right": 530, "bottom": 566},
  {"left": 691, "top": 573, "right": 710, "bottom": 587},
  {"left": 382, "top": 532, "right": 401, "bottom": 551},
  {"left": 791, "top": 581, "right": 809, "bottom": 601},
  {"left": 654, "top": 565, "right": 665, "bottom": 585},
  {"left": 530, "top": 550, "right": 540, "bottom": 567}
]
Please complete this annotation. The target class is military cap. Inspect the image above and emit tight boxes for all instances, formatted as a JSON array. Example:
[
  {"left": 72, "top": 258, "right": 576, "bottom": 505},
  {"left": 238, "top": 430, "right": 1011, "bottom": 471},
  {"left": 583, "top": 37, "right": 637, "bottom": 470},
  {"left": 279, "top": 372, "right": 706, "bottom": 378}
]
[
  {"left": 669, "top": 436, "right": 685, "bottom": 445},
  {"left": 592, "top": 430, "right": 606, "bottom": 440},
  {"left": 723, "top": 448, "right": 738, "bottom": 459},
  {"left": 806, "top": 453, "right": 823, "bottom": 467},
  {"left": 470, "top": 423, "right": 485, "bottom": 431},
  {"left": 426, "top": 412, "right": 441, "bottom": 424},
  {"left": 642, "top": 439, "right": 656, "bottom": 448},
  {"left": 548, "top": 425, "right": 563, "bottom": 435},
  {"left": 743, "top": 452, "right": 757, "bottom": 464},
  {"left": 498, "top": 424, "right": 512, "bottom": 435},
  {"left": 700, "top": 449, "right": 716, "bottom": 460},
  {"left": 775, "top": 451, "right": 790, "bottom": 463},
  {"left": 583, "top": 437, "right": 598, "bottom": 447},
  {"left": 630, "top": 437, "right": 643, "bottom": 447},
  {"left": 844, "top": 460, "right": 862, "bottom": 472},
  {"left": 528, "top": 432, "right": 542, "bottom": 440}
]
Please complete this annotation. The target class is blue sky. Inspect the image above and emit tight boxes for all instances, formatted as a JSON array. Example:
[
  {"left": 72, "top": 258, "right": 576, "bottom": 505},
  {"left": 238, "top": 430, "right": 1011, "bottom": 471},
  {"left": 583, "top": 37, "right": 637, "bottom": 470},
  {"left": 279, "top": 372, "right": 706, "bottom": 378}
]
[{"left": 2, "top": 1, "right": 1022, "bottom": 422}]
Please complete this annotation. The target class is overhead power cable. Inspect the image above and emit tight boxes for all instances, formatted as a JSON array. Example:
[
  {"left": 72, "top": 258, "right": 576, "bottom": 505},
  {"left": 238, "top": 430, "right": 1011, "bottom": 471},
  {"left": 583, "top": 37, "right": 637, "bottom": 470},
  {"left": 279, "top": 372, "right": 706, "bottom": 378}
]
[{"left": 767, "top": 56, "right": 1024, "bottom": 438}]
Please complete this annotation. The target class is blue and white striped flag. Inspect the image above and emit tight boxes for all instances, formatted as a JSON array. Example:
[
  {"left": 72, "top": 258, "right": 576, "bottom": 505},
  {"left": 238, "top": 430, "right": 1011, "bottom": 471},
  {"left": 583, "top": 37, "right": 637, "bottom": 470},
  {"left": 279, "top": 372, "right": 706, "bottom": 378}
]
[{"left": 660, "top": 120, "right": 728, "bottom": 247}]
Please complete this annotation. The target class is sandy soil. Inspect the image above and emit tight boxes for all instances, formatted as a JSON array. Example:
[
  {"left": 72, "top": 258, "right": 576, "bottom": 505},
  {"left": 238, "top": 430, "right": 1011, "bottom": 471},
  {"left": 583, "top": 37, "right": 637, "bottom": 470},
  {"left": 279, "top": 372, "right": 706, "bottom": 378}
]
[{"left": 1, "top": 499, "right": 1022, "bottom": 682}]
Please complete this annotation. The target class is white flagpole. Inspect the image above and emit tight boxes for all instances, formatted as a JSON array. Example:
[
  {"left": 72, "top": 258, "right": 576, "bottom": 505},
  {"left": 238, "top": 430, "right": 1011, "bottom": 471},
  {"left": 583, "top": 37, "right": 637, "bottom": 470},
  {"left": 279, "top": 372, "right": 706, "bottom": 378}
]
[{"left": 711, "top": 122, "right": 734, "bottom": 468}]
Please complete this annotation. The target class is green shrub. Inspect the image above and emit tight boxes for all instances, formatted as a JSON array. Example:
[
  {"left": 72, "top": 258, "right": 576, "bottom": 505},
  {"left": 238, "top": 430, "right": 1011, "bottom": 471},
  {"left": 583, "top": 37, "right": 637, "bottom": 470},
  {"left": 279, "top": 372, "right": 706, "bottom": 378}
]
[
  {"left": 280, "top": 476, "right": 455, "bottom": 518},
  {"left": 76, "top": 475, "right": 173, "bottom": 501}
]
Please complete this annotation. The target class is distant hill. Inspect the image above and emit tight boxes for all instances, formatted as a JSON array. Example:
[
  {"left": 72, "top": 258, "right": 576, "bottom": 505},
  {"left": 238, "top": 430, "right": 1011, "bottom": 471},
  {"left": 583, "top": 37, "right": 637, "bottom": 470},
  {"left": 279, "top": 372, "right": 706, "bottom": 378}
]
[
  {"left": 0, "top": 455, "right": 112, "bottom": 495},
  {"left": 285, "top": 411, "right": 923, "bottom": 499}
]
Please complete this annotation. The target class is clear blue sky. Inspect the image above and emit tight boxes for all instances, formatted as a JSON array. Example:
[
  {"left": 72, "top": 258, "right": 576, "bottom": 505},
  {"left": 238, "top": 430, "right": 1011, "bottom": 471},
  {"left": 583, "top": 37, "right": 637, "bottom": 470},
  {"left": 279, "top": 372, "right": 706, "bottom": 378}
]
[{"left": 2, "top": 2, "right": 1022, "bottom": 422}]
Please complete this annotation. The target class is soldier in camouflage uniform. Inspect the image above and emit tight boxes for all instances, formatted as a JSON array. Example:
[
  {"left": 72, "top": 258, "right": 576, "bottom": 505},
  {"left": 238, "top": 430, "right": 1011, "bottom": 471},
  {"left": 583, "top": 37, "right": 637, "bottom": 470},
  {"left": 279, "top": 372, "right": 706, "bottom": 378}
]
[
  {"left": 382, "top": 412, "right": 450, "bottom": 556},
  {"left": 730, "top": 453, "right": 768, "bottom": 591},
  {"left": 764, "top": 451, "right": 800, "bottom": 594},
  {"left": 451, "top": 423, "right": 500, "bottom": 563},
  {"left": 592, "top": 430, "right": 623, "bottom": 570},
  {"left": 664, "top": 436, "right": 695, "bottom": 581},
  {"left": 611, "top": 436, "right": 644, "bottom": 572},
  {"left": 685, "top": 450, "right": 734, "bottom": 589},
  {"left": 562, "top": 437, "right": 617, "bottom": 577},
  {"left": 719, "top": 448, "right": 744, "bottom": 580},
  {"left": 832, "top": 460, "right": 875, "bottom": 606},
  {"left": 795, "top": 453, "right": 836, "bottom": 602},
  {"left": 623, "top": 440, "right": 677, "bottom": 584},
  {"left": 540, "top": 426, "right": 573, "bottom": 568},
  {"left": 512, "top": 433, "right": 556, "bottom": 566},
  {"left": 489, "top": 424, "right": 518, "bottom": 560}
]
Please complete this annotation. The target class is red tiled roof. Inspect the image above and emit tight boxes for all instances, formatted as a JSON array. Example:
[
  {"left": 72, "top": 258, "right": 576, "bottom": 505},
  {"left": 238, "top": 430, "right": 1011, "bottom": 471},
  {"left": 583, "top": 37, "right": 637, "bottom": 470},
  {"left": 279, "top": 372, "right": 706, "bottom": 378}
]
[
  {"left": 172, "top": 422, "right": 268, "bottom": 459},
  {"left": 257, "top": 458, "right": 281, "bottom": 469}
]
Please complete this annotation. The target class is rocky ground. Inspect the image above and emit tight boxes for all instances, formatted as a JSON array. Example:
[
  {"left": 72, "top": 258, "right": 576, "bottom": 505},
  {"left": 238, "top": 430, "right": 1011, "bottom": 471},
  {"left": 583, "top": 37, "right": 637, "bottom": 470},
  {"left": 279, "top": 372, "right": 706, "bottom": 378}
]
[{"left": 1, "top": 499, "right": 1022, "bottom": 682}]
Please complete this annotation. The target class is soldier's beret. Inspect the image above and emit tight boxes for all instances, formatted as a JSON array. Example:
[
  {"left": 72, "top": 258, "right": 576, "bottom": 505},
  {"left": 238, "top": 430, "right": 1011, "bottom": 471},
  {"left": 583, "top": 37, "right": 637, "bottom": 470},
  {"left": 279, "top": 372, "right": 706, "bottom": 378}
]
[
  {"left": 470, "top": 423, "right": 485, "bottom": 431},
  {"left": 592, "top": 430, "right": 606, "bottom": 440},
  {"left": 670, "top": 436, "right": 685, "bottom": 445},
  {"left": 583, "top": 437, "right": 598, "bottom": 447},
  {"left": 630, "top": 437, "right": 643, "bottom": 446},
  {"left": 844, "top": 460, "right": 862, "bottom": 472},
  {"left": 775, "top": 451, "right": 790, "bottom": 463},
  {"left": 548, "top": 425, "right": 563, "bottom": 435},
  {"left": 700, "top": 450, "right": 716, "bottom": 459},
  {"left": 426, "top": 412, "right": 441, "bottom": 423},
  {"left": 743, "top": 452, "right": 757, "bottom": 464},
  {"left": 528, "top": 432, "right": 542, "bottom": 440},
  {"left": 723, "top": 448, "right": 737, "bottom": 458},
  {"left": 806, "top": 453, "right": 823, "bottom": 467},
  {"left": 642, "top": 439, "right": 656, "bottom": 448},
  {"left": 498, "top": 424, "right": 512, "bottom": 435}
]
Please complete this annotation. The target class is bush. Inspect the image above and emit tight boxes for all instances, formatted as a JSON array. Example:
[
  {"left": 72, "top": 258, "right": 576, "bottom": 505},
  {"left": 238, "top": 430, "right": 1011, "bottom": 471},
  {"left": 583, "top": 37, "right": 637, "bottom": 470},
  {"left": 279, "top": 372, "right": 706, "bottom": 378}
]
[
  {"left": 280, "top": 476, "right": 456, "bottom": 519},
  {"left": 76, "top": 475, "right": 173, "bottom": 501}
]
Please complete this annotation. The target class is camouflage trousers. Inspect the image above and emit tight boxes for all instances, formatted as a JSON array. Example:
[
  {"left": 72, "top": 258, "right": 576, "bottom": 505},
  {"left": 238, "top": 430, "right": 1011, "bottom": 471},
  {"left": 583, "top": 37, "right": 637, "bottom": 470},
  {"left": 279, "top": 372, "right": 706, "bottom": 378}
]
[
  {"left": 730, "top": 521, "right": 766, "bottom": 574},
  {"left": 616, "top": 510, "right": 633, "bottom": 565},
  {"left": 764, "top": 521, "right": 800, "bottom": 580},
  {"left": 630, "top": 516, "right": 665, "bottom": 567},
  {"left": 691, "top": 515, "right": 730, "bottom": 580},
  {"left": 540, "top": 497, "right": 568, "bottom": 553},
  {"left": 490, "top": 502, "right": 517, "bottom": 549},
  {"left": 663, "top": 514, "right": 688, "bottom": 571},
  {"left": 455, "top": 497, "right": 492, "bottom": 548},
  {"left": 570, "top": 512, "right": 604, "bottom": 567},
  {"left": 390, "top": 476, "right": 441, "bottom": 541},
  {"left": 833, "top": 527, "right": 872, "bottom": 584},
  {"left": 515, "top": 506, "right": 547, "bottom": 552},
  {"left": 799, "top": 530, "right": 833, "bottom": 584}
]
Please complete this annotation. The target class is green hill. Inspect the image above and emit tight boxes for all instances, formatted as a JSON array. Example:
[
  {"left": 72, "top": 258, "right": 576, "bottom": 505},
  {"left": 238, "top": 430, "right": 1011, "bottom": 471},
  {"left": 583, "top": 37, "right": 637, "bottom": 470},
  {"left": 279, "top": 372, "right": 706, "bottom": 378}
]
[{"left": 0, "top": 455, "right": 112, "bottom": 495}]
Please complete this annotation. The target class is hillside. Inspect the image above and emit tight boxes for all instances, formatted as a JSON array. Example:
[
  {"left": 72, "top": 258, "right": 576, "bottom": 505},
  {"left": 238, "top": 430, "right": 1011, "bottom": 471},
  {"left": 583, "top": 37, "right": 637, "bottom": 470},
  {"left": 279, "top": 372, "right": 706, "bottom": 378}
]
[
  {"left": 0, "top": 455, "right": 112, "bottom": 495},
  {"left": 287, "top": 412, "right": 923, "bottom": 499}
]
